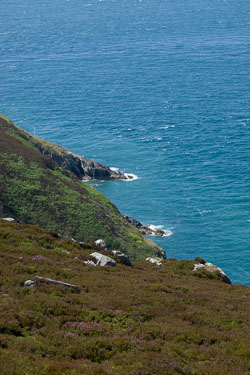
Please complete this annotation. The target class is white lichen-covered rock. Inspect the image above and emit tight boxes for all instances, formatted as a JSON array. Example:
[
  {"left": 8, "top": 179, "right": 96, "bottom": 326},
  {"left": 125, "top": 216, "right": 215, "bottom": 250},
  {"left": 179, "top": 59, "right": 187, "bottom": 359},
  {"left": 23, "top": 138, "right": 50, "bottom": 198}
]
[
  {"left": 111, "top": 250, "right": 132, "bottom": 266},
  {"left": 146, "top": 257, "right": 162, "bottom": 266},
  {"left": 193, "top": 262, "right": 231, "bottom": 284},
  {"left": 2, "top": 217, "right": 15, "bottom": 222},
  {"left": 24, "top": 280, "right": 36, "bottom": 287},
  {"left": 90, "top": 252, "right": 116, "bottom": 267},
  {"left": 84, "top": 260, "right": 97, "bottom": 267},
  {"left": 95, "top": 239, "right": 107, "bottom": 248}
]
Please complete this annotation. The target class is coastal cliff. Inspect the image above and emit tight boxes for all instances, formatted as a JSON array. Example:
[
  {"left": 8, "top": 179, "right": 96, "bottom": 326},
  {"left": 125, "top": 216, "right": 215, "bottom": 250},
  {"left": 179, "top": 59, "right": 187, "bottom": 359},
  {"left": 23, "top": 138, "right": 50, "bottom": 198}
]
[
  {"left": 0, "top": 114, "right": 163, "bottom": 260},
  {"left": 0, "top": 114, "right": 129, "bottom": 181},
  {"left": 0, "top": 114, "right": 249, "bottom": 375}
]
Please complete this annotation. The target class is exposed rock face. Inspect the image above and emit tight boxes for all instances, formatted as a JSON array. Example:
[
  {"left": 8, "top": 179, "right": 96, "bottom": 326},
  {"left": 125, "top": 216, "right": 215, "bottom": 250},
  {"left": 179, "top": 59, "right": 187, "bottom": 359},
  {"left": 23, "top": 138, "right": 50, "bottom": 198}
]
[
  {"left": 0, "top": 114, "right": 165, "bottom": 260},
  {"left": 111, "top": 250, "right": 132, "bottom": 266},
  {"left": 0, "top": 113, "right": 129, "bottom": 181},
  {"left": 37, "top": 144, "right": 129, "bottom": 181},
  {"left": 90, "top": 252, "right": 116, "bottom": 267},
  {"left": 193, "top": 262, "right": 231, "bottom": 284},
  {"left": 124, "top": 216, "right": 166, "bottom": 237}
]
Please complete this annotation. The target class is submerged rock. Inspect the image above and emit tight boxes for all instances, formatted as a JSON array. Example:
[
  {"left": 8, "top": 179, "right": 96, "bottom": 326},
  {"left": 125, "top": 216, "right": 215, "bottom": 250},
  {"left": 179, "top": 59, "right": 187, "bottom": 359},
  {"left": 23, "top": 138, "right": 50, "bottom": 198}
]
[
  {"left": 193, "top": 262, "right": 231, "bottom": 284},
  {"left": 90, "top": 252, "right": 116, "bottom": 267}
]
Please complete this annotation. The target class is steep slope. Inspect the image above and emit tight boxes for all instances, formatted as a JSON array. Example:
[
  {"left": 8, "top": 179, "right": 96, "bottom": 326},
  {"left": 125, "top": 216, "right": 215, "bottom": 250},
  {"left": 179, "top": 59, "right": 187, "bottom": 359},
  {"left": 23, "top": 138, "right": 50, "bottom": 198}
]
[
  {"left": 0, "top": 114, "right": 164, "bottom": 260},
  {"left": 0, "top": 114, "right": 128, "bottom": 181},
  {"left": 0, "top": 219, "right": 249, "bottom": 375}
]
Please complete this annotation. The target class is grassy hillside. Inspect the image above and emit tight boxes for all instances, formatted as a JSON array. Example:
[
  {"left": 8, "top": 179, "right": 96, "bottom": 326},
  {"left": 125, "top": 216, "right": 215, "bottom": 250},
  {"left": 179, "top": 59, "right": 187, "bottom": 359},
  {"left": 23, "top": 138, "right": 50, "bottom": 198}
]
[
  {"left": 0, "top": 114, "right": 163, "bottom": 260},
  {"left": 0, "top": 219, "right": 249, "bottom": 375}
]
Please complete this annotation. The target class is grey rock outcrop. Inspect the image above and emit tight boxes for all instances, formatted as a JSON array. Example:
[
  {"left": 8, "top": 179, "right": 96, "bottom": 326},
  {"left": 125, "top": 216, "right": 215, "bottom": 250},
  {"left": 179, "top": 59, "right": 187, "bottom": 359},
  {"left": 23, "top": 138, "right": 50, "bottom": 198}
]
[
  {"left": 35, "top": 276, "right": 82, "bottom": 291},
  {"left": 90, "top": 252, "right": 116, "bottom": 267},
  {"left": 124, "top": 216, "right": 166, "bottom": 237},
  {"left": 37, "top": 143, "right": 130, "bottom": 181},
  {"left": 84, "top": 260, "right": 97, "bottom": 267},
  {"left": 193, "top": 262, "right": 231, "bottom": 284},
  {"left": 111, "top": 250, "right": 132, "bottom": 266},
  {"left": 24, "top": 280, "right": 37, "bottom": 287}
]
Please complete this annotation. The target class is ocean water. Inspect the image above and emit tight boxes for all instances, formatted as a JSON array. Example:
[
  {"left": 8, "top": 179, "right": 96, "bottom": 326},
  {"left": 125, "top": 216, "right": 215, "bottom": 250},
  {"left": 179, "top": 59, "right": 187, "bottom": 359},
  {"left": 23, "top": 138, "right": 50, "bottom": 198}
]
[{"left": 1, "top": 0, "right": 249, "bottom": 285}]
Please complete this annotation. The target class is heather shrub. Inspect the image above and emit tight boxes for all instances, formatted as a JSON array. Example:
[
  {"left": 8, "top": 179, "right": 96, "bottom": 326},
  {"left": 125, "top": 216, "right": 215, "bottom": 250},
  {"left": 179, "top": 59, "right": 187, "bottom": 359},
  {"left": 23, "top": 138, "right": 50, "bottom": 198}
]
[{"left": 0, "top": 220, "right": 249, "bottom": 374}]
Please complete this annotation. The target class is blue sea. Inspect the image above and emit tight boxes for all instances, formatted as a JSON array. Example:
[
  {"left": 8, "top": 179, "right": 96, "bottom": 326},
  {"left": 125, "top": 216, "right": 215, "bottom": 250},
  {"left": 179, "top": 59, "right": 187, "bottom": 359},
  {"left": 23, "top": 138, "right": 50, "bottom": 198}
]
[{"left": 1, "top": 0, "right": 249, "bottom": 285}]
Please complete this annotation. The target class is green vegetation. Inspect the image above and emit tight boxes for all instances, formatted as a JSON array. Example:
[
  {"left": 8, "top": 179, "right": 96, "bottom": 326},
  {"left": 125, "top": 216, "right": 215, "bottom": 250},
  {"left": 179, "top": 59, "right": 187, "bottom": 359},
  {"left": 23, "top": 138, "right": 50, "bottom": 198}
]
[
  {"left": 0, "top": 220, "right": 249, "bottom": 375},
  {"left": 1, "top": 114, "right": 249, "bottom": 374},
  {"left": 0, "top": 114, "right": 163, "bottom": 260}
]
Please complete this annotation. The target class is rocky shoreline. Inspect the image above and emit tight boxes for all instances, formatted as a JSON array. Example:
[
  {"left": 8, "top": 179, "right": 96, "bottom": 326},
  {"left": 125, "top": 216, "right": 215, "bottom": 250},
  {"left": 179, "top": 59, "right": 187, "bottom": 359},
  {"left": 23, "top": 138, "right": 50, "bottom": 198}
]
[
  {"left": 124, "top": 216, "right": 167, "bottom": 237},
  {"left": 0, "top": 114, "right": 132, "bottom": 182},
  {"left": 36, "top": 144, "right": 132, "bottom": 181}
]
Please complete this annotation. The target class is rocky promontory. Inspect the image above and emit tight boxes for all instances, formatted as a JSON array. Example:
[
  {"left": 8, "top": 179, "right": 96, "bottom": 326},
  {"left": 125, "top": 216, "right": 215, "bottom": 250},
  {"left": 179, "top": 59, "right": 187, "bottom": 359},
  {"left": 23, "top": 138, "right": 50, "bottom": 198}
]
[
  {"left": 124, "top": 215, "right": 166, "bottom": 236},
  {"left": 0, "top": 114, "right": 162, "bottom": 260},
  {"left": 36, "top": 142, "right": 131, "bottom": 181},
  {"left": 0, "top": 114, "right": 131, "bottom": 181}
]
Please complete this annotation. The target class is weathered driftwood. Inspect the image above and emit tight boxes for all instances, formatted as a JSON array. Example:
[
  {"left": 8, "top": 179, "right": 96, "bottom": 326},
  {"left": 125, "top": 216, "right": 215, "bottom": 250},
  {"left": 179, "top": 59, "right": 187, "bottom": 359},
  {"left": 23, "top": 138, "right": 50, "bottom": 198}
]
[{"left": 35, "top": 276, "right": 82, "bottom": 292}]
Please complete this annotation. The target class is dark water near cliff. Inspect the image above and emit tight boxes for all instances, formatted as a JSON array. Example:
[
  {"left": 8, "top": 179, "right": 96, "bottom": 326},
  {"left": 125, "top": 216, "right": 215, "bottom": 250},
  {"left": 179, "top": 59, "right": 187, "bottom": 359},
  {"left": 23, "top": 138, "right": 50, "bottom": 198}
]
[{"left": 1, "top": 0, "right": 249, "bottom": 284}]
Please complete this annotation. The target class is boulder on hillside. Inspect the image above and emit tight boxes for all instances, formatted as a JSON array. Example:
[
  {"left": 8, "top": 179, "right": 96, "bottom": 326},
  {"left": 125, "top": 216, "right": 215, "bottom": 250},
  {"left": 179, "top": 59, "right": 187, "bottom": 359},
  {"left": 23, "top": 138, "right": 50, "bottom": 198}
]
[
  {"left": 111, "top": 250, "right": 132, "bottom": 266},
  {"left": 95, "top": 239, "right": 107, "bottom": 249},
  {"left": 193, "top": 262, "right": 231, "bottom": 284},
  {"left": 2, "top": 217, "right": 15, "bottom": 222},
  {"left": 24, "top": 280, "right": 37, "bottom": 287},
  {"left": 90, "top": 252, "right": 116, "bottom": 267},
  {"left": 84, "top": 260, "right": 97, "bottom": 267},
  {"left": 146, "top": 257, "right": 162, "bottom": 266}
]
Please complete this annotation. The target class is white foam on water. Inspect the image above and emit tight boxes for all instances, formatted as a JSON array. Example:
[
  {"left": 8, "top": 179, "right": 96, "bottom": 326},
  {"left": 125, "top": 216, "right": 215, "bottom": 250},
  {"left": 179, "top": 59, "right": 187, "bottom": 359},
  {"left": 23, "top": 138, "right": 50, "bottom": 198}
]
[
  {"left": 122, "top": 173, "right": 140, "bottom": 181},
  {"left": 160, "top": 125, "right": 176, "bottom": 129},
  {"left": 110, "top": 168, "right": 139, "bottom": 181},
  {"left": 147, "top": 224, "right": 173, "bottom": 237}
]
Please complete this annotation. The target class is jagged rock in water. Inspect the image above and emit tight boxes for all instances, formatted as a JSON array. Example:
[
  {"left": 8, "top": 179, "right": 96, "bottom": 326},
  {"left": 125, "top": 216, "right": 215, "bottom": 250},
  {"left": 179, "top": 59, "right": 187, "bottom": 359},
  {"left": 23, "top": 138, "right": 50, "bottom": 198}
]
[
  {"left": 124, "top": 216, "right": 165, "bottom": 237},
  {"left": 152, "top": 228, "right": 165, "bottom": 237},
  {"left": 90, "top": 252, "right": 116, "bottom": 267},
  {"left": 193, "top": 262, "right": 231, "bottom": 284}
]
